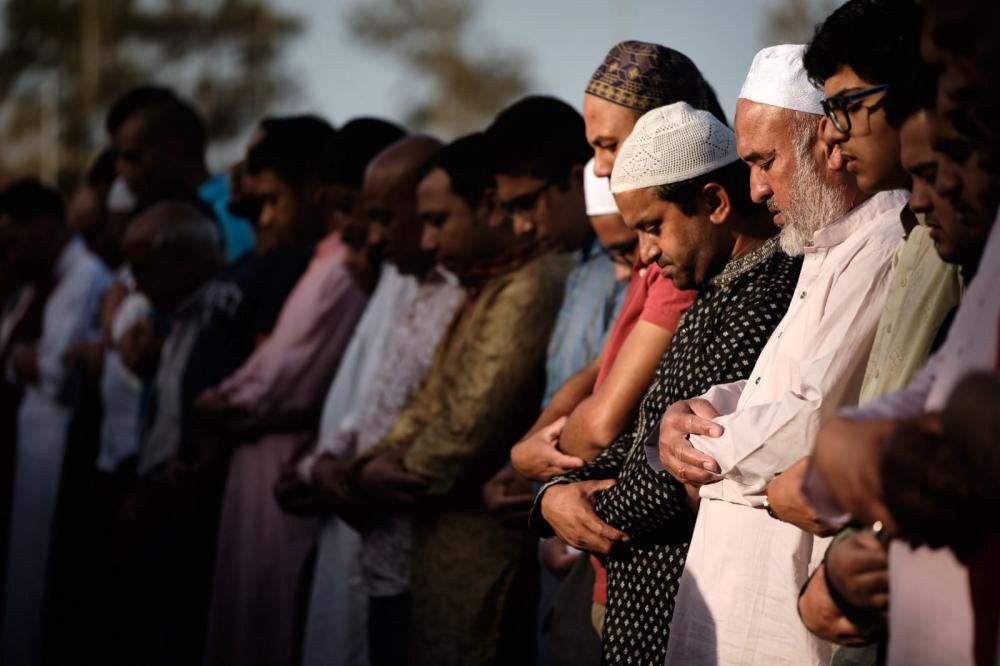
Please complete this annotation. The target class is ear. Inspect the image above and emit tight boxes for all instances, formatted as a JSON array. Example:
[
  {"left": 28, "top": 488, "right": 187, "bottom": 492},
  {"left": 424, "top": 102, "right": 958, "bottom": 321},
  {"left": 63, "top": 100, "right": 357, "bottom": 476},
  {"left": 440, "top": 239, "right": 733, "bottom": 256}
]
[
  {"left": 477, "top": 187, "right": 500, "bottom": 226},
  {"left": 701, "top": 182, "right": 731, "bottom": 225}
]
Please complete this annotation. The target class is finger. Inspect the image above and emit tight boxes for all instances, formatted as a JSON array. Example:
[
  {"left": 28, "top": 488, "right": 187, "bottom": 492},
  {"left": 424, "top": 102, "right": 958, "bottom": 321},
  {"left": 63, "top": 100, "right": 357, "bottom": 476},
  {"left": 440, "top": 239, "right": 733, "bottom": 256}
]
[
  {"left": 869, "top": 592, "right": 889, "bottom": 612},
  {"left": 547, "top": 450, "right": 584, "bottom": 471},
  {"left": 386, "top": 472, "right": 430, "bottom": 492},
  {"left": 689, "top": 398, "right": 722, "bottom": 420},
  {"left": 681, "top": 412, "right": 724, "bottom": 438},
  {"left": 674, "top": 442, "right": 721, "bottom": 473},
  {"left": 674, "top": 464, "right": 719, "bottom": 486}
]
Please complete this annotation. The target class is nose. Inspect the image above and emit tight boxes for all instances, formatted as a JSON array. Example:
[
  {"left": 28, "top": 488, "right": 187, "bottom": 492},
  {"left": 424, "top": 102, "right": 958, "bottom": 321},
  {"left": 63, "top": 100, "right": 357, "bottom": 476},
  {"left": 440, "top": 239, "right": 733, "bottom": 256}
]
[
  {"left": 748, "top": 168, "right": 773, "bottom": 205},
  {"left": 637, "top": 232, "right": 660, "bottom": 265},
  {"left": 821, "top": 114, "right": 848, "bottom": 146},
  {"left": 511, "top": 211, "right": 535, "bottom": 237},
  {"left": 420, "top": 225, "right": 439, "bottom": 253},
  {"left": 935, "top": 159, "right": 962, "bottom": 200},
  {"left": 368, "top": 221, "right": 387, "bottom": 247},
  {"left": 257, "top": 202, "right": 275, "bottom": 229},
  {"left": 908, "top": 183, "right": 933, "bottom": 216},
  {"left": 593, "top": 152, "right": 614, "bottom": 178}
]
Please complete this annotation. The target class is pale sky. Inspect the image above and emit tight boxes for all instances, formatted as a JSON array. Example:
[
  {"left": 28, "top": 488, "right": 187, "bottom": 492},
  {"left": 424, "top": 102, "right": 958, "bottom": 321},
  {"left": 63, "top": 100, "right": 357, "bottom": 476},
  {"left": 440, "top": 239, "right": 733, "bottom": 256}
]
[{"left": 273, "top": 0, "right": 837, "bottom": 136}]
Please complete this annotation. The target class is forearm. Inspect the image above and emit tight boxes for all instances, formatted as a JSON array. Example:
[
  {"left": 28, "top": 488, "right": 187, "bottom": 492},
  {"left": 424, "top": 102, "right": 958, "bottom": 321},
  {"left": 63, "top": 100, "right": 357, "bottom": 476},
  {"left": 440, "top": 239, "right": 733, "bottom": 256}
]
[
  {"left": 527, "top": 361, "right": 599, "bottom": 436},
  {"left": 559, "top": 395, "right": 631, "bottom": 461}
]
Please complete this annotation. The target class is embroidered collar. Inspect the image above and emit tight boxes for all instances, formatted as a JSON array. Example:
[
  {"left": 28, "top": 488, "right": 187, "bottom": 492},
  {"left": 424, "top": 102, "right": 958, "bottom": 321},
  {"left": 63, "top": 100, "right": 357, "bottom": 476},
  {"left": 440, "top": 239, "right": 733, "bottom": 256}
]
[{"left": 710, "top": 235, "right": 782, "bottom": 286}]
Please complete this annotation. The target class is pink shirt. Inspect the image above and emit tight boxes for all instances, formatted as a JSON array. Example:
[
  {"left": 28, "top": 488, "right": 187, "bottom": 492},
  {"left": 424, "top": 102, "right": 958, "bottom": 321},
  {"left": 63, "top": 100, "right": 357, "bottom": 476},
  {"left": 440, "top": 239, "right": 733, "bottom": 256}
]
[{"left": 217, "top": 232, "right": 367, "bottom": 419}]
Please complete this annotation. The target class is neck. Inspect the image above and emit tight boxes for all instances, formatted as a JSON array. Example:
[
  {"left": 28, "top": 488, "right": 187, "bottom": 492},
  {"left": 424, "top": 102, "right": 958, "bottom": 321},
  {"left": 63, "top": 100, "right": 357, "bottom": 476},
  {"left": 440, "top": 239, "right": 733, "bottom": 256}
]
[{"left": 727, "top": 211, "right": 776, "bottom": 261}]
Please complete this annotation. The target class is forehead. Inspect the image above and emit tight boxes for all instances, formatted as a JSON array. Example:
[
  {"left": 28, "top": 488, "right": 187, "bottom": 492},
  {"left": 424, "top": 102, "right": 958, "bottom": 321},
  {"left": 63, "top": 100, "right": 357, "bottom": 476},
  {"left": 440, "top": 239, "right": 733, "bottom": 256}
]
[
  {"left": 734, "top": 99, "right": 790, "bottom": 157},
  {"left": 899, "top": 113, "right": 932, "bottom": 163},
  {"left": 495, "top": 172, "right": 546, "bottom": 194},
  {"left": 823, "top": 65, "right": 876, "bottom": 95},
  {"left": 416, "top": 168, "right": 451, "bottom": 201},
  {"left": 582, "top": 94, "right": 640, "bottom": 138}
]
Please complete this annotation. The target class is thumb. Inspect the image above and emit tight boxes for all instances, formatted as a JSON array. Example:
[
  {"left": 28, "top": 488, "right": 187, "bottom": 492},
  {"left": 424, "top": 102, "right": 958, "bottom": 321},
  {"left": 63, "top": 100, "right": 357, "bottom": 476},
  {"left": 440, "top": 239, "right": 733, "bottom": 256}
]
[{"left": 544, "top": 416, "right": 568, "bottom": 440}]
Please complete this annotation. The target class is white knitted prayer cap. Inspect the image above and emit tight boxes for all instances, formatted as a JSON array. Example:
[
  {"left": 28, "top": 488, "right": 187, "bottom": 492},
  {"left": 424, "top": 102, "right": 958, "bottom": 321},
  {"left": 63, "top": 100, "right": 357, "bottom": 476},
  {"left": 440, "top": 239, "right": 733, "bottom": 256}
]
[
  {"left": 738, "top": 44, "right": 824, "bottom": 115},
  {"left": 610, "top": 101, "right": 738, "bottom": 194},
  {"left": 583, "top": 158, "right": 619, "bottom": 216}
]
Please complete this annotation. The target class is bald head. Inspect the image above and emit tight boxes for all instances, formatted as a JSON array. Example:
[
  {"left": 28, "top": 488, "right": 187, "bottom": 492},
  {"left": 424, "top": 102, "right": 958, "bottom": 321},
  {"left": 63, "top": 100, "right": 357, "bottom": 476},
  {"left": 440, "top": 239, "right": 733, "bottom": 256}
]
[
  {"left": 125, "top": 201, "right": 223, "bottom": 311},
  {"left": 362, "top": 135, "right": 443, "bottom": 276}
]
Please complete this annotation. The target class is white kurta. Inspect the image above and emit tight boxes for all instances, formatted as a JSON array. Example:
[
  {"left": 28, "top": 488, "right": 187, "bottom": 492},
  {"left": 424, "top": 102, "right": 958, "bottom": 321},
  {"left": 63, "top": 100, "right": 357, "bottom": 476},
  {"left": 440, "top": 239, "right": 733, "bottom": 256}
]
[
  {"left": 833, "top": 210, "right": 1000, "bottom": 666},
  {"left": 662, "top": 190, "right": 907, "bottom": 666},
  {"left": 301, "top": 263, "right": 419, "bottom": 666},
  {"left": 2, "top": 238, "right": 110, "bottom": 666}
]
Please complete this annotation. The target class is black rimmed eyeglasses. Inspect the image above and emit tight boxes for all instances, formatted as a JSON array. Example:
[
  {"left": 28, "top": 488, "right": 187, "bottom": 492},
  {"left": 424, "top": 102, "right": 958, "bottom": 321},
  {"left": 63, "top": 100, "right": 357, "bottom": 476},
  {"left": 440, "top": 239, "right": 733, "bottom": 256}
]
[{"left": 821, "top": 84, "right": 890, "bottom": 134}]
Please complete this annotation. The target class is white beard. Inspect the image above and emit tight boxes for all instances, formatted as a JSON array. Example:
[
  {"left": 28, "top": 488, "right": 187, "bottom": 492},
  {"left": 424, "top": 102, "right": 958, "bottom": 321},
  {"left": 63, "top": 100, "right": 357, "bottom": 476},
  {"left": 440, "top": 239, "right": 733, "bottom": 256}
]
[{"left": 778, "top": 145, "right": 851, "bottom": 257}]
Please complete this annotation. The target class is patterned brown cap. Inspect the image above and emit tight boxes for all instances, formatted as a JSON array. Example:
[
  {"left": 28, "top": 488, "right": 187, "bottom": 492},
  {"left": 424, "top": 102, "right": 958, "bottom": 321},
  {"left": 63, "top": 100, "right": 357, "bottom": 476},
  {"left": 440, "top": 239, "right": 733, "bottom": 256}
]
[{"left": 586, "top": 41, "right": 724, "bottom": 119}]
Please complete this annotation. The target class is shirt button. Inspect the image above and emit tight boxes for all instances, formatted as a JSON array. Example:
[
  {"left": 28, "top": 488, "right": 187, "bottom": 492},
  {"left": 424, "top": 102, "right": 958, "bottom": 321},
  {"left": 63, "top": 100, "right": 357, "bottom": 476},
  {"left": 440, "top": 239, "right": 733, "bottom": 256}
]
[
  {"left": 800, "top": 291, "right": 807, "bottom": 299},
  {"left": 755, "top": 377, "right": 761, "bottom": 385}
]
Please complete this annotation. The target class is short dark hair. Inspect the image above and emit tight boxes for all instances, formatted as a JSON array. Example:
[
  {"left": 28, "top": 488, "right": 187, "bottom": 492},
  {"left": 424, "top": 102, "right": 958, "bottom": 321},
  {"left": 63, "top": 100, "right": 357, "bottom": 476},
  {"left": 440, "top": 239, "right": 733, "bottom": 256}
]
[
  {"left": 487, "top": 95, "right": 592, "bottom": 183},
  {"left": 0, "top": 178, "right": 66, "bottom": 227},
  {"left": 417, "top": 133, "right": 495, "bottom": 210},
  {"left": 106, "top": 85, "right": 208, "bottom": 159},
  {"left": 654, "top": 159, "right": 762, "bottom": 217},
  {"left": 246, "top": 114, "right": 337, "bottom": 188},
  {"left": 321, "top": 117, "right": 407, "bottom": 187},
  {"left": 804, "top": 0, "right": 926, "bottom": 129}
]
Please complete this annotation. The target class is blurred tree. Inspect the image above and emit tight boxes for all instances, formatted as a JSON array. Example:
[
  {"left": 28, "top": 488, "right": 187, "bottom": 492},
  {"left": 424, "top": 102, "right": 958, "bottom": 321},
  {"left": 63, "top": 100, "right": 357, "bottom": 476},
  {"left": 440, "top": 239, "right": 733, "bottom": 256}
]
[
  {"left": 348, "top": 0, "right": 530, "bottom": 138},
  {"left": 763, "top": 0, "right": 842, "bottom": 45},
  {"left": 0, "top": 0, "right": 301, "bottom": 189}
]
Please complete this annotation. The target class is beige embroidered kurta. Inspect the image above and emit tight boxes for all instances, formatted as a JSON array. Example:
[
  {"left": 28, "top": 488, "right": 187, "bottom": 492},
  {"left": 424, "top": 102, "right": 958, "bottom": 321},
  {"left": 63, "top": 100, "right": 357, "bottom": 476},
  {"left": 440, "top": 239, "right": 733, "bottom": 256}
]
[
  {"left": 368, "top": 251, "right": 572, "bottom": 666},
  {"left": 662, "top": 191, "right": 908, "bottom": 666}
]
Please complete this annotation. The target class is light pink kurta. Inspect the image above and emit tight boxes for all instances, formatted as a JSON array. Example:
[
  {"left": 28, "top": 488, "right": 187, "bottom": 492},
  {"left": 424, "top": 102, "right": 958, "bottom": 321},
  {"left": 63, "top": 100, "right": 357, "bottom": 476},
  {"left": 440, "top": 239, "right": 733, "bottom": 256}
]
[
  {"left": 662, "top": 191, "right": 907, "bottom": 666},
  {"left": 205, "top": 232, "right": 367, "bottom": 666},
  {"left": 832, "top": 211, "right": 1000, "bottom": 666}
]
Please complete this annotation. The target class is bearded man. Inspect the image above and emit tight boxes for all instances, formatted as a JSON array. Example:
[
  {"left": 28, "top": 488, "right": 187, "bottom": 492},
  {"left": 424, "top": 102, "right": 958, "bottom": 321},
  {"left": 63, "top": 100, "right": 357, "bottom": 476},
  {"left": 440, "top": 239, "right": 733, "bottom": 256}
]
[{"left": 656, "top": 45, "right": 907, "bottom": 666}]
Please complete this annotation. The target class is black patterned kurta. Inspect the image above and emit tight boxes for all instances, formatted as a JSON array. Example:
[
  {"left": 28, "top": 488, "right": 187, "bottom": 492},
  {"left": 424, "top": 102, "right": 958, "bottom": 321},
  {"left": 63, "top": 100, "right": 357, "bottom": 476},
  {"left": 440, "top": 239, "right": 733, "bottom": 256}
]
[{"left": 533, "top": 236, "right": 801, "bottom": 665}]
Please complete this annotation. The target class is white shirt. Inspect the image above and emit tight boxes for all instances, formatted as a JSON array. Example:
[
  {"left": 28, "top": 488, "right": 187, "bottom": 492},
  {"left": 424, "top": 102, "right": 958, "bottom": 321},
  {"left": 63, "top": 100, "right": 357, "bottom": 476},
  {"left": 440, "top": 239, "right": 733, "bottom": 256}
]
[
  {"left": 4, "top": 237, "right": 110, "bottom": 666},
  {"left": 316, "top": 263, "right": 417, "bottom": 448},
  {"left": 836, "top": 210, "right": 1000, "bottom": 666},
  {"left": 662, "top": 190, "right": 907, "bottom": 666}
]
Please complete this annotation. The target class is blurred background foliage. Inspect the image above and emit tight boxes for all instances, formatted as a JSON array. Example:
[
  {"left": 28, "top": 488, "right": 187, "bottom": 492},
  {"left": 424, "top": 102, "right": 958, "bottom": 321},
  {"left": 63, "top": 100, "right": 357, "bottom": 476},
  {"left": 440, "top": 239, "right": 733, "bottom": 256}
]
[{"left": 0, "top": 0, "right": 838, "bottom": 192}]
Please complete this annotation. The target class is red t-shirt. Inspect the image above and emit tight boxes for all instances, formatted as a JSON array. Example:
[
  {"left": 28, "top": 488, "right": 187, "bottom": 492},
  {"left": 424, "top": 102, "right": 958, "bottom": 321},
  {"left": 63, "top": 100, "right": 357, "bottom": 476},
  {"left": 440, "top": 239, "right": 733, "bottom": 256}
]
[{"left": 590, "top": 262, "right": 696, "bottom": 604}]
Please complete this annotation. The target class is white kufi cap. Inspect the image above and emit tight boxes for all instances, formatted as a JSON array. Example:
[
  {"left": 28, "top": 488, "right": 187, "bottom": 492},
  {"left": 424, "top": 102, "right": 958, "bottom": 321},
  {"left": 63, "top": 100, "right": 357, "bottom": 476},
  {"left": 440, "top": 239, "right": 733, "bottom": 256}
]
[
  {"left": 583, "top": 157, "right": 618, "bottom": 216},
  {"left": 738, "top": 44, "right": 823, "bottom": 115},
  {"left": 610, "top": 101, "right": 738, "bottom": 194}
]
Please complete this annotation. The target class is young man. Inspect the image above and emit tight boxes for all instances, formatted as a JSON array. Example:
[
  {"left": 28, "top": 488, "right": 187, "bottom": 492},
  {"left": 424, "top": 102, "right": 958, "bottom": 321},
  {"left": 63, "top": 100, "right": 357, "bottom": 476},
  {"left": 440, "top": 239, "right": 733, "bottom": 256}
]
[
  {"left": 809, "top": 2, "right": 1000, "bottom": 659},
  {"left": 106, "top": 85, "right": 255, "bottom": 260},
  {"left": 532, "top": 102, "right": 800, "bottom": 664},
  {"left": 656, "top": 45, "right": 906, "bottom": 666},
  {"left": 351, "top": 130, "right": 573, "bottom": 665}
]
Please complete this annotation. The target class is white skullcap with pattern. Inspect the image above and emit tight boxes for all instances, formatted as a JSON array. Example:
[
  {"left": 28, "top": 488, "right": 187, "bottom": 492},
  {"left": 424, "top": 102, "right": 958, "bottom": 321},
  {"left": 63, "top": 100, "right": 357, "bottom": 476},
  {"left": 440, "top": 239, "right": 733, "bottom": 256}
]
[
  {"left": 610, "top": 101, "right": 738, "bottom": 194},
  {"left": 738, "top": 44, "right": 824, "bottom": 115},
  {"left": 583, "top": 157, "right": 619, "bottom": 216}
]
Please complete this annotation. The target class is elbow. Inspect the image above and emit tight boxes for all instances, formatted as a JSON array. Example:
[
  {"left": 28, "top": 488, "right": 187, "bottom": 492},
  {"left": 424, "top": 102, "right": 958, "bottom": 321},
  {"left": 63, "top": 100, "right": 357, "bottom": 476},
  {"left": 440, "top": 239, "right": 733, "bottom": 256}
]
[{"left": 577, "top": 407, "right": 626, "bottom": 455}]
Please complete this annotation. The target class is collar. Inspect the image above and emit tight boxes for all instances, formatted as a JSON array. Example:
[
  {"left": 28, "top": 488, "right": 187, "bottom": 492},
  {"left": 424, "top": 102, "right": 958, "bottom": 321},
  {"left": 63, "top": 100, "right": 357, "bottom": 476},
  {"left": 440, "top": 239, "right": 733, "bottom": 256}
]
[
  {"left": 710, "top": 235, "right": 782, "bottom": 286},
  {"left": 54, "top": 236, "right": 86, "bottom": 282},
  {"left": 809, "top": 190, "right": 909, "bottom": 250}
]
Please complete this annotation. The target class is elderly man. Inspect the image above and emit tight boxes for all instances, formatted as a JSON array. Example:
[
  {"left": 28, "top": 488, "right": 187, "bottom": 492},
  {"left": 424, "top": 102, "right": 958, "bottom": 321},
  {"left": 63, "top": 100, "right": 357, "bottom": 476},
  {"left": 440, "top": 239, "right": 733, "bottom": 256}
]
[
  {"left": 655, "top": 45, "right": 906, "bottom": 666},
  {"left": 531, "top": 102, "right": 801, "bottom": 665}
]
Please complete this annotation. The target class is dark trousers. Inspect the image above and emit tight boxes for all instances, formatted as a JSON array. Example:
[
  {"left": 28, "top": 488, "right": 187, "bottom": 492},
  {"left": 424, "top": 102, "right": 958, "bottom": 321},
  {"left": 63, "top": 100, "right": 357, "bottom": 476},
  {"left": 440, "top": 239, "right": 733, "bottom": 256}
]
[{"left": 369, "top": 592, "right": 411, "bottom": 666}]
